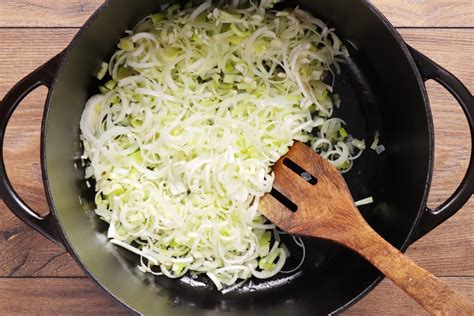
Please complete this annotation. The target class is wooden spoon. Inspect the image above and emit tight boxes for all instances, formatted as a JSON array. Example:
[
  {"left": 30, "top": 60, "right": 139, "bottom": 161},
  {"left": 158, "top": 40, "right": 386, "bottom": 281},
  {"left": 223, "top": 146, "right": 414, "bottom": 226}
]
[{"left": 259, "top": 141, "right": 474, "bottom": 315}]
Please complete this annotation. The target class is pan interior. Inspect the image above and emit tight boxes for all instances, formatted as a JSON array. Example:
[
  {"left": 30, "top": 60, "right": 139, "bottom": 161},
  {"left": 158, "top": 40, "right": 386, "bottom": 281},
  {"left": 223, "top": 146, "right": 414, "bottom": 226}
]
[{"left": 43, "top": 0, "right": 431, "bottom": 314}]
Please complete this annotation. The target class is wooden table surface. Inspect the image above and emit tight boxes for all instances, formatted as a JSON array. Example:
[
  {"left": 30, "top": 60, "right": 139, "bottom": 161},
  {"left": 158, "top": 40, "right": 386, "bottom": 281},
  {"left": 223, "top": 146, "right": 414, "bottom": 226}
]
[{"left": 0, "top": 0, "right": 472, "bottom": 315}]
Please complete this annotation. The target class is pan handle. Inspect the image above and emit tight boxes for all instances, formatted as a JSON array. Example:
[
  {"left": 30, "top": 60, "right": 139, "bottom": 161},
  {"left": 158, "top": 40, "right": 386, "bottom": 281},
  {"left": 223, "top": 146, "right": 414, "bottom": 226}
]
[
  {"left": 0, "top": 54, "right": 64, "bottom": 246},
  {"left": 408, "top": 47, "right": 474, "bottom": 241}
]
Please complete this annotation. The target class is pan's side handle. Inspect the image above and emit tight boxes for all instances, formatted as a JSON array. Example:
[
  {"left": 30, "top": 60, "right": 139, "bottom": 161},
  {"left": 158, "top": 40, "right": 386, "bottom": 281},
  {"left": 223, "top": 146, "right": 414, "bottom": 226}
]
[
  {"left": 408, "top": 47, "right": 474, "bottom": 241},
  {"left": 0, "top": 54, "right": 64, "bottom": 246}
]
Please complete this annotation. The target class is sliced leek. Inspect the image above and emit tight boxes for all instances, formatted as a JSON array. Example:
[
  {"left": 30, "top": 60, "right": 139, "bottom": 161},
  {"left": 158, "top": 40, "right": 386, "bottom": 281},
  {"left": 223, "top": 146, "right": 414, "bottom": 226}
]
[{"left": 80, "top": 0, "right": 365, "bottom": 292}]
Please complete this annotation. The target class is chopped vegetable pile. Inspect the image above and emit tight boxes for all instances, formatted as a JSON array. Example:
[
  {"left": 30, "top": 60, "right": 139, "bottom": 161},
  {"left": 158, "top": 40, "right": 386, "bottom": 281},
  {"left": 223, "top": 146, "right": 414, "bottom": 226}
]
[{"left": 80, "top": 0, "right": 365, "bottom": 292}]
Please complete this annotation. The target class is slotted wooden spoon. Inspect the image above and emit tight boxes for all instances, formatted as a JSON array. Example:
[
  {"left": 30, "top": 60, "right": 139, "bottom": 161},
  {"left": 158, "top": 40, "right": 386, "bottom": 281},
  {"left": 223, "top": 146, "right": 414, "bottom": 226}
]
[{"left": 259, "top": 141, "right": 474, "bottom": 315}]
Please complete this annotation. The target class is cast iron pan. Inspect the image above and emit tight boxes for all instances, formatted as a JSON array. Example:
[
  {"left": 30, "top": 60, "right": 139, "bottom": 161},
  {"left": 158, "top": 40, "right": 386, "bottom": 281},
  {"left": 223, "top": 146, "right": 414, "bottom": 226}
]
[{"left": 0, "top": 0, "right": 473, "bottom": 314}]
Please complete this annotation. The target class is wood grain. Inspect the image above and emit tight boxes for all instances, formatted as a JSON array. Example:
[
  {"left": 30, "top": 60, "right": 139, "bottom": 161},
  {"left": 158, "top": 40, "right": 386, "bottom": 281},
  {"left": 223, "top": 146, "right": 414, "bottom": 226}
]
[
  {"left": 0, "top": 29, "right": 82, "bottom": 278},
  {"left": 372, "top": 0, "right": 474, "bottom": 27},
  {"left": 347, "top": 277, "right": 474, "bottom": 316},
  {"left": 0, "top": 277, "right": 470, "bottom": 315},
  {"left": 0, "top": 278, "right": 130, "bottom": 315},
  {"left": 260, "top": 142, "right": 473, "bottom": 314},
  {"left": 0, "top": 2, "right": 473, "bottom": 314},
  {"left": 0, "top": 0, "right": 472, "bottom": 28},
  {"left": 0, "top": 0, "right": 102, "bottom": 28},
  {"left": 399, "top": 28, "right": 474, "bottom": 279},
  {"left": 1, "top": 29, "right": 472, "bottom": 278}
]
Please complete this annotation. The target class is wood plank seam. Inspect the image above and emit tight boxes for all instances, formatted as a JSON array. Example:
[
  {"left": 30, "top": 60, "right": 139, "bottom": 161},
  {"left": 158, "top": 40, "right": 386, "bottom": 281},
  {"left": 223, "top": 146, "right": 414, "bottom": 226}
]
[{"left": 0, "top": 0, "right": 472, "bottom": 314}]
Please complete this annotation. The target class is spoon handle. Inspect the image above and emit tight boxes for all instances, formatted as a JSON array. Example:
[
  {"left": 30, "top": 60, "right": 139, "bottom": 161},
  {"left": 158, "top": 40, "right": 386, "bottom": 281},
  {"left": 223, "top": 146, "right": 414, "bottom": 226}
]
[{"left": 343, "top": 223, "right": 474, "bottom": 315}]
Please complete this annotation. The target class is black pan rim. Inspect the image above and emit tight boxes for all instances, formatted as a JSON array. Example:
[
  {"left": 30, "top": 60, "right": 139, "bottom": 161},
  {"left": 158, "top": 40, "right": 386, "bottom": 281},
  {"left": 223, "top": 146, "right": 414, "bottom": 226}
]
[
  {"left": 332, "top": 0, "right": 435, "bottom": 313},
  {"left": 39, "top": 1, "right": 140, "bottom": 314},
  {"left": 39, "top": 0, "right": 435, "bottom": 314}
]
